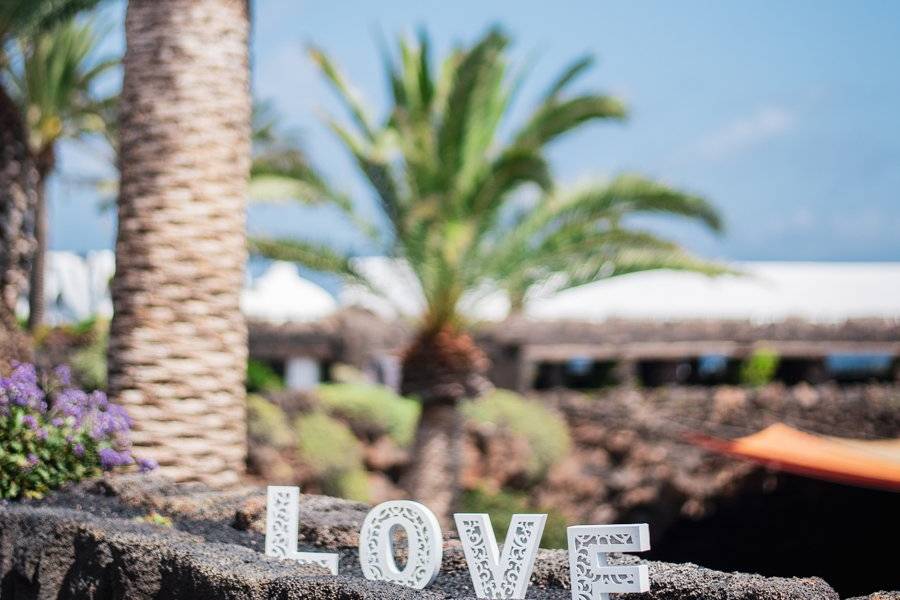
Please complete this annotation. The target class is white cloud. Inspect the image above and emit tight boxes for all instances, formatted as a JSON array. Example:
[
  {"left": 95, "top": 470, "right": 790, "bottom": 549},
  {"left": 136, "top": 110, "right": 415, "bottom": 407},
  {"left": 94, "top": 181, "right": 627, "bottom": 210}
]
[{"left": 692, "top": 106, "right": 794, "bottom": 160}]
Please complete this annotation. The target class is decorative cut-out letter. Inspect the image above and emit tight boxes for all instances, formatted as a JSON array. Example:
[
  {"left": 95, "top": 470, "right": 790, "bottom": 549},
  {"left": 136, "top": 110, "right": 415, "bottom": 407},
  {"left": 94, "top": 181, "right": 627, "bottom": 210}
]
[
  {"left": 454, "top": 513, "right": 547, "bottom": 599},
  {"left": 567, "top": 524, "right": 650, "bottom": 600},
  {"left": 265, "top": 486, "right": 339, "bottom": 575},
  {"left": 358, "top": 500, "right": 443, "bottom": 589}
]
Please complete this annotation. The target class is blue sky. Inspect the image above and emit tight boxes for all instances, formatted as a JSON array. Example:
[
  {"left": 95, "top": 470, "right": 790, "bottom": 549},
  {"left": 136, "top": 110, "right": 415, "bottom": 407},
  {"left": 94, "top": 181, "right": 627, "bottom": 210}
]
[{"left": 52, "top": 0, "right": 900, "bottom": 261}]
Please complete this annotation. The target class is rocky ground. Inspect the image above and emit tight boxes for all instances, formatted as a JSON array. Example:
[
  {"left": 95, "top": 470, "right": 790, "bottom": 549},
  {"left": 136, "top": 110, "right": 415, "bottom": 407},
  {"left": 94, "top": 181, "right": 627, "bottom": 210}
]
[
  {"left": 1, "top": 475, "right": 892, "bottom": 599},
  {"left": 534, "top": 383, "right": 900, "bottom": 530}
]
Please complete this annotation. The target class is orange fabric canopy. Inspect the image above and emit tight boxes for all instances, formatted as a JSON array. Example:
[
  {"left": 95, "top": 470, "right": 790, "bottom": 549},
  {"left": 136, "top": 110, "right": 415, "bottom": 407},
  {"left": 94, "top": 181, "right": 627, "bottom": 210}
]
[{"left": 691, "top": 423, "right": 900, "bottom": 492}]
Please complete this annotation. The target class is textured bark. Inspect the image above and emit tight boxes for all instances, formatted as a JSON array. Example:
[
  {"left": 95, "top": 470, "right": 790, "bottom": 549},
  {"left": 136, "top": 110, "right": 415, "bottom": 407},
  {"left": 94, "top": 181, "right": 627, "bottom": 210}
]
[
  {"left": 26, "top": 154, "right": 52, "bottom": 332},
  {"left": 109, "top": 0, "right": 251, "bottom": 487},
  {"left": 400, "top": 326, "right": 492, "bottom": 403},
  {"left": 400, "top": 327, "right": 492, "bottom": 524},
  {"left": 0, "top": 84, "right": 36, "bottom": 370},
  {"left": 401, "top": 402, "right": 464, "bottom": 527}
]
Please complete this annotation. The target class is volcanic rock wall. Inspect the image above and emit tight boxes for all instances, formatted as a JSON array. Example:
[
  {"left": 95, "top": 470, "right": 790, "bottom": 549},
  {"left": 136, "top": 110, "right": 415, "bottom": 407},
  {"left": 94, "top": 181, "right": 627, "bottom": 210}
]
[{"left": 0, "top": 475, "right": 860, "bottom": 599}]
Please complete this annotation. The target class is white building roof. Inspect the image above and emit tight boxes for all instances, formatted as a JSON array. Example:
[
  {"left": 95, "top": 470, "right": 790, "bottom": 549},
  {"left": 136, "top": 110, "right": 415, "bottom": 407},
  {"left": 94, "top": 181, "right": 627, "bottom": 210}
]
[
  {"left": 33, "top": 253, "right": 900, "bottom": 325},
  {"left": 525, "top": 262, "right": 900, "bottom": 323},
  {"left": 241, "top": 261, "right": 337, "bottom": 324},
  {"left": 341, "top": 259, "right": 900, "bottom": 324}
]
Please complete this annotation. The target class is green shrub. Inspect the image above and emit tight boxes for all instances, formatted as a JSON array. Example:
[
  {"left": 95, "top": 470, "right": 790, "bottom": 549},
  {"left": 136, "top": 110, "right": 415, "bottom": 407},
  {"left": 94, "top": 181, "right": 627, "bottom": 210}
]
[
  {"left": 247, "top": 394, "right": 293, "bottom": 448},
  {"left": 0, "top": 363, "right": 154, "bottom": 500},
  {"left": 70, "top": 320, "right": 108, "bottom": 390},
  {"left": 462, "top": 390, "right": 571, "bottom": 480},
  {"left": 247, "top": 359, "right": 284, "bottom": 394},
  {"left": 316, "top": 383, "right": 419, "bottom": 447},
  {"left": 329, "top": 363, "right": 367, "bottom": 384},
  {"left": 294, "top": 412, "right": 369, "bottom": 502},
  {"left": 460, "top": 486, "right": 568, "bottom": 549},
  {"left": 740, "top": 348, "right": 780, "bottom": 387},
  {"left": 329, "top": 467, "right": 370, "bottom": 503}
]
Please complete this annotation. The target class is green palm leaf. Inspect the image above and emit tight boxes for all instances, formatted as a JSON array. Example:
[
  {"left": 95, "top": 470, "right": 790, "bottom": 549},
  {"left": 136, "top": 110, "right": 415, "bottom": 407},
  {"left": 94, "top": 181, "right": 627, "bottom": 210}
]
[
  {"left": 249, "top": 238, "right": 357, "bottom": 278},
  {"left": 514, "top": 95, "right": 627, "bottom": 150}
]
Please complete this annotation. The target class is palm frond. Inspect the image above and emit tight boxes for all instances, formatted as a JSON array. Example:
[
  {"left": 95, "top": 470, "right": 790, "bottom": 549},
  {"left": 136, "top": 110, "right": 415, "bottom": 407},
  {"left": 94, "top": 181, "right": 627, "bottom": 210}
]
[
  {"left": 308, "top": 46, "right": 376, "bottom": 141},
  {"left": 0, "top": 0, "right": 103, "bottom": 41},
  {"left": 249, "top": 237, "right": 389, "bottom": 302},
  {"left": 514, "top": 94, "right": 626, "bottom": 150},
  {"left": 328, "top": 118, "right": 405, "bottom": 232},
  {"left": 249, "top": 237, "right": 357, "bottom": 277},
  {"left": 466, "top": 146, "right": 551, "bottom": 214},
  {"left": 567, "top": 174, "right": 724, "bottom": 232},
  {"left": 541, "top": 54, "right": 594, "bottom": 102},
  {"left": 436, "top": 28, "right": 508, "bottom": 189}
]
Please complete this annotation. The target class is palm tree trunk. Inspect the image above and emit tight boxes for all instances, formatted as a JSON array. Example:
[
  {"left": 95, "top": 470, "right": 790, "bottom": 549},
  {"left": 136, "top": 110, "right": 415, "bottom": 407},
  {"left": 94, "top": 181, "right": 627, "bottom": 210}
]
[
  {"left": 109, "top": 0, "right": 251, "bottom": 487},
  {"left": 0, "top": 84, "right": 36, "bottom": 370},
  {"left": 400, "top": 326, "right": 492, "bottom": 523},
  {"left": 26, "top": 160, "right": 51, "bottom": 332},
  {"left": 402, "top": 401, "right": 464, "bottom": 527}
]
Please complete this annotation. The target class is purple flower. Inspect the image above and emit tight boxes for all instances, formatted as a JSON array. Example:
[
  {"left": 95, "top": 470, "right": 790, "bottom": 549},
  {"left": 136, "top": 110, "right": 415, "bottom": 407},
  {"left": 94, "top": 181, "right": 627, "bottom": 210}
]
[
  {"left": 53, "top": 365, "right": 72, "bottom": 386},
  {"left": 98, "top": 447, "right": 133, "bottom": 470},
  {"left": 137, "top": 457, "right": 158, "bottom": 473},
  {"left": 4, "top": 363, "right": 139, "bottom": 485},
  {"left": 54, "top": 388, "right": 89, "bottom": 422},
  {"left": 2, "top": 363, "right": 45, "bottom": 410}
]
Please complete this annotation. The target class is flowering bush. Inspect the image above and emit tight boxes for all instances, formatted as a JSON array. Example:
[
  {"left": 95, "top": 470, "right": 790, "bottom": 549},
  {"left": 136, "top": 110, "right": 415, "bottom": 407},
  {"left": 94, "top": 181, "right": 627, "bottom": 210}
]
[{"left": 0, "top": 363, "right": 155, "bottom": 499}]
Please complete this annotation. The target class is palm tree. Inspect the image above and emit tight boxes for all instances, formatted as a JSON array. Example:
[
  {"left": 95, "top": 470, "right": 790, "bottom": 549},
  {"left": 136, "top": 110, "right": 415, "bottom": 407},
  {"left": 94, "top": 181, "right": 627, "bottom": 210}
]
[
  {"left": 108, "top": 0, "right": 252, "bottom": 487},
  {"left": 257, "top": 28, "right": 724, "bottom": 519},
  {"left": 5, "top": 18, "right": 117, "bottom": 331},
  {"left": 0, "top": 0, "right": 104, "bottom": 368}
]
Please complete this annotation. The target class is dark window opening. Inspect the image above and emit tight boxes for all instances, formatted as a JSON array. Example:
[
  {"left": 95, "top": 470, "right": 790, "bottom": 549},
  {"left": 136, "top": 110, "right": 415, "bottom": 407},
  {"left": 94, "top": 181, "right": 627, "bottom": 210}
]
[
  {"left": 637, "top": 360, "right": 694, "bottom": 387},
  {"left": 825, "top": 353, "right": 894, "bottom": 383},
  {"left": 532, "top": 359, "right": 620, "bottom": 389},
  {"left": 775, "top": 358, "right": 827, "bottom": 385}
]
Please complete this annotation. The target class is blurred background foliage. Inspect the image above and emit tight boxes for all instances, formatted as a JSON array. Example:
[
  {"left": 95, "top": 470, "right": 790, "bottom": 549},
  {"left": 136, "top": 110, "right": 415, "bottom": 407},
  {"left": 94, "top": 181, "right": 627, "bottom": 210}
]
[
  {"left": 739, "top": 349, "right": 780, "bottom": 387},
  {"left": 461, "top": 390, "right": 572, "bottom": 482}
]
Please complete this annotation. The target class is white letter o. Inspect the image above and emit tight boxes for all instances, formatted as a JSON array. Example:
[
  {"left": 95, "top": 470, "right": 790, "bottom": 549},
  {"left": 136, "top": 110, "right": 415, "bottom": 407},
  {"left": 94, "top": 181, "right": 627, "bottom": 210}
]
[{"left": 358, "top": 500, "right": 443, "bottom": 589}]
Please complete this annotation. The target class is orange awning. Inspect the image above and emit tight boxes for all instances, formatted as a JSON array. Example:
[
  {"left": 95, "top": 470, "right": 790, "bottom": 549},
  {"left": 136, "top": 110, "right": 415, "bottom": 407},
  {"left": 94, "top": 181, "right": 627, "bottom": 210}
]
[{"left": 690, "top": 423, "right": 900, "bottom": 492}]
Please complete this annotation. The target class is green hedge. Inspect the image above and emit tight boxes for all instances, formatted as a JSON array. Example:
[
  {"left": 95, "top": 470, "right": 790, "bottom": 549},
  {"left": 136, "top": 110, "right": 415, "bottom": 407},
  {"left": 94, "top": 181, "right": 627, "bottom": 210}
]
[
  {"left": 294, "top": 411, "right": 369, "bottom": 502},
  {"left": 247, "top": 359, "right": 285, "bottom": 394},
  {"left": 462, "top": 390, "right": 571, "bottom": 480},
  {"left": 460, "top": 486, "right": 568, "bottom": 549},
  {"left": 316, "top": 383, "right": 419, "bottom": 447},
  {"left": 247, "top": 394, "right": 293, "bottom": 448},
  {"left": 740, "top": 348, "right": 780, "bottom": 387}
]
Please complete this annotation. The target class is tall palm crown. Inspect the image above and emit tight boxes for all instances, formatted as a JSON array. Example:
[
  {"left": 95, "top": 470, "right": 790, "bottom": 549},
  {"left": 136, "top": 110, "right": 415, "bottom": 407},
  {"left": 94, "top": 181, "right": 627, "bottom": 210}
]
[
  {"left": 7, "top": 18, "right": 115, "bottom": 167},
  {"left": 255, "top": 28, "right": 722, "bottom": 352},
  {"left": 5, "top": 17, "right": 117, "bottom": 329},
  {"left": 0, "top": 0, "right": 103, "bottom": 366},
  {"left": 254, "top": 28, "right": 723, "bottom": 519}
]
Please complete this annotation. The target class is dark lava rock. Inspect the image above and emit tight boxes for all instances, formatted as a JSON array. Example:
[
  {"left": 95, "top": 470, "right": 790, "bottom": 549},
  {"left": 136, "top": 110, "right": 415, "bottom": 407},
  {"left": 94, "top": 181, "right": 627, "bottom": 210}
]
[{"left": 0, "top": 475, "right": 846, "bottom": 599}]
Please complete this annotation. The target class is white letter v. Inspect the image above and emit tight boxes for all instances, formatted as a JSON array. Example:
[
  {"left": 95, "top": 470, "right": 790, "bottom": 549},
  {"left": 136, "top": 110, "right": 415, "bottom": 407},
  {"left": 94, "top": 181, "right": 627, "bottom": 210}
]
[{"left": 455, "top": 513, "right": 547, "bottom": 599}]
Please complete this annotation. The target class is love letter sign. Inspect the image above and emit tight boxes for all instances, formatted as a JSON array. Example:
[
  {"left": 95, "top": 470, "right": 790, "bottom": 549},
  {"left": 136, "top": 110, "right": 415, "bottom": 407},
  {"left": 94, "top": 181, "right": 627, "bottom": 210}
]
[{"left": 264, "top": 486, "right": 651, "bottom": 599}]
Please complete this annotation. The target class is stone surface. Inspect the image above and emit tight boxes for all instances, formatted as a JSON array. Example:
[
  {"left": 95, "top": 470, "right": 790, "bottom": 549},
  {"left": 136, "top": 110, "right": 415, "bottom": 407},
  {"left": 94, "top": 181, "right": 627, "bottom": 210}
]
[{"left": 0, "top": 475, "right": 850, "bottom": 599}]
